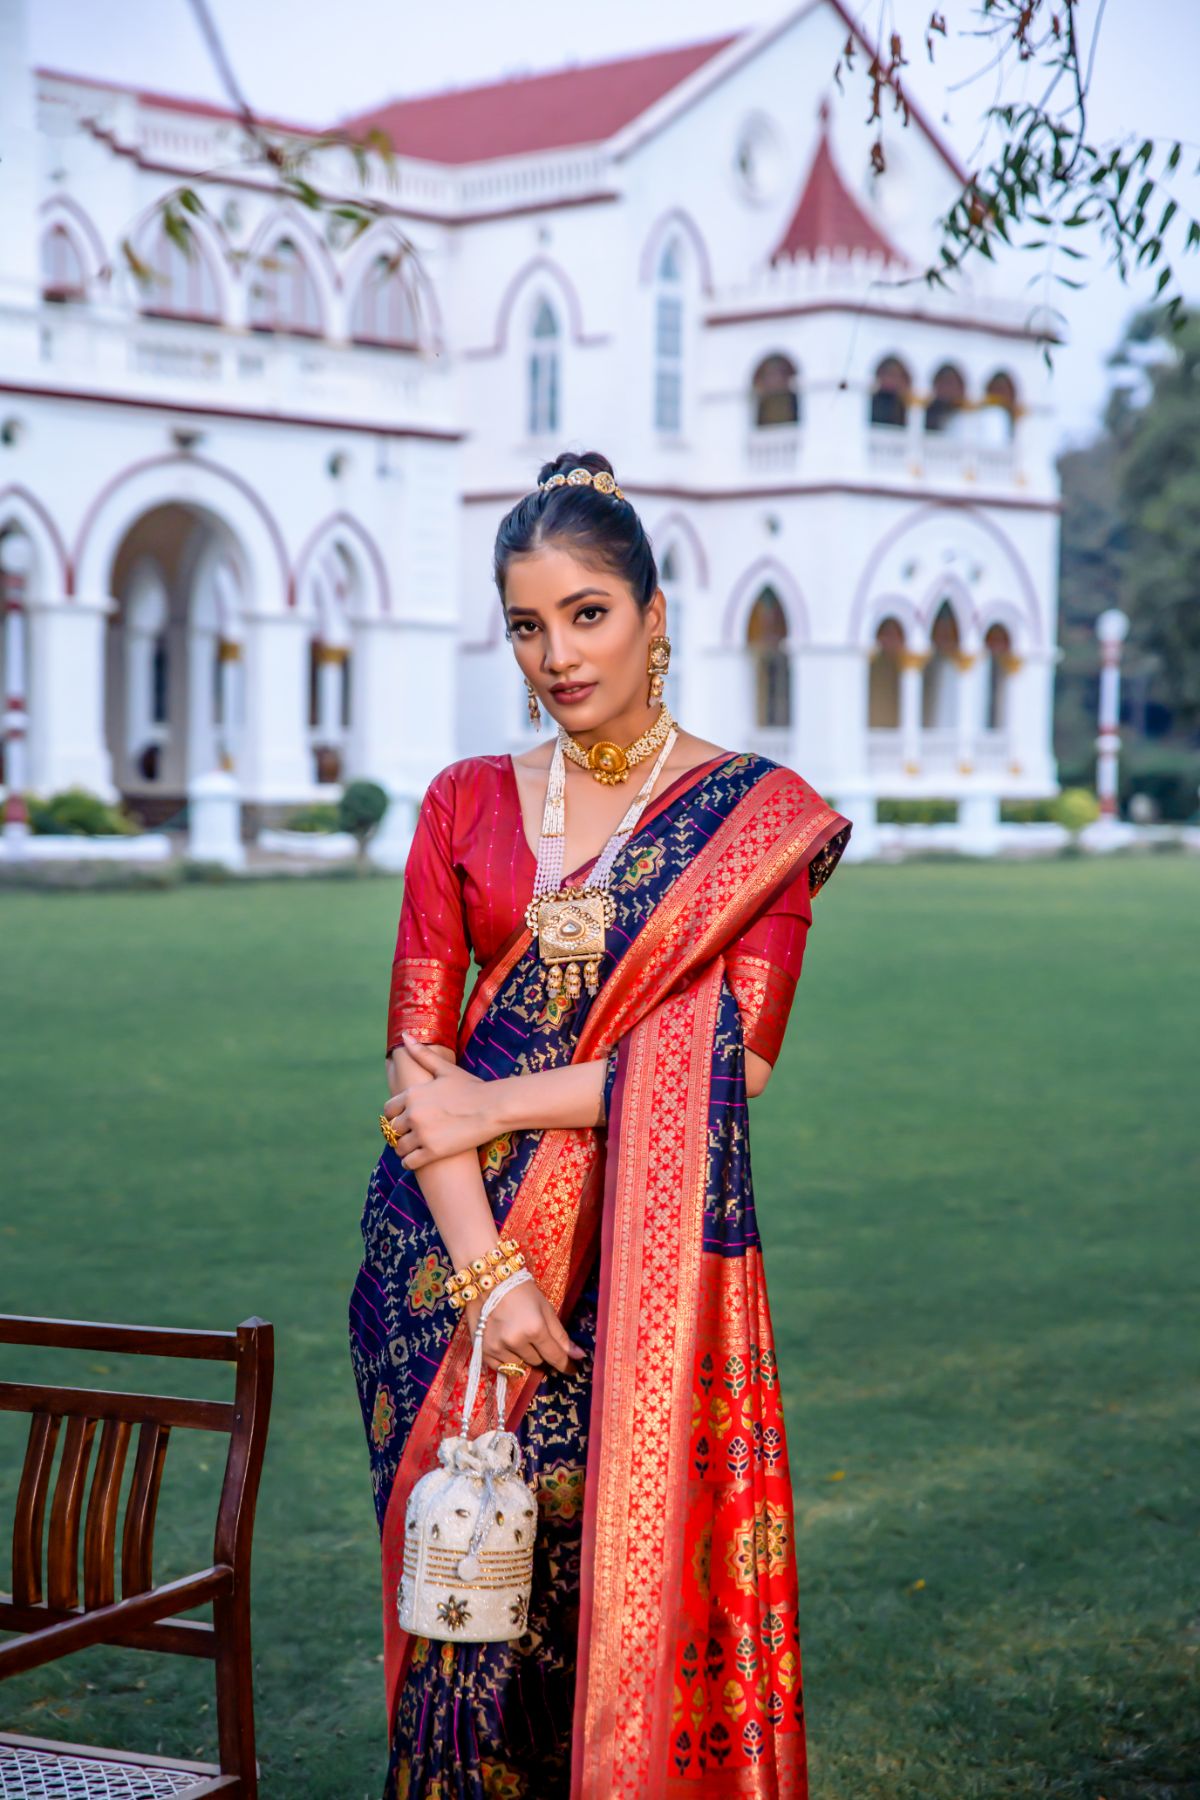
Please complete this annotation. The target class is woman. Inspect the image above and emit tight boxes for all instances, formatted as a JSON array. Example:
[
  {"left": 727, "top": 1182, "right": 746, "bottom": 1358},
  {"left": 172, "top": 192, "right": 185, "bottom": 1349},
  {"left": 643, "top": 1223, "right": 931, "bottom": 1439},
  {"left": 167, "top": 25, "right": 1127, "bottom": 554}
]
[{"left": 350, "top": 450, "right": 851, "bottom": 1800}]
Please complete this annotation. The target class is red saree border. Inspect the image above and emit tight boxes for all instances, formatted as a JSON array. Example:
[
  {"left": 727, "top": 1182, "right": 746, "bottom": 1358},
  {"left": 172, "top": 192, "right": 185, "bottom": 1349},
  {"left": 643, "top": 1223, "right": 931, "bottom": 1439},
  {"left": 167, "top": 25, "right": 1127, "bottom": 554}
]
[{"left": 571, "top": 960, "right": 723, "bottom": 1796}]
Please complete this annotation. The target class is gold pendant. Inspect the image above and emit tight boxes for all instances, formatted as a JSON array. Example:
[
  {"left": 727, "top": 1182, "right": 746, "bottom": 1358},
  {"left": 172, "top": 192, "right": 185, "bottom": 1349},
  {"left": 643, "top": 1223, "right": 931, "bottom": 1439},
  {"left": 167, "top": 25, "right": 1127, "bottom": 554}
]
[
  {"left": 524, "top": 886, "right": 616, "bottom": 996},
  {"left": 583, "top": 740, "right": 629, "bottom": 785}
]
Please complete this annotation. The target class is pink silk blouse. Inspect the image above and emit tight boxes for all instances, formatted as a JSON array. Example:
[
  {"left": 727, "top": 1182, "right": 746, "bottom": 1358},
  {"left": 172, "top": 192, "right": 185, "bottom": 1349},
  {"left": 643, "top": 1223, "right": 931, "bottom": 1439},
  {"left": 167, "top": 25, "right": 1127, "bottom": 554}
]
[{"left": 386, "top": 753, "right": 814, "bottom": 1067}]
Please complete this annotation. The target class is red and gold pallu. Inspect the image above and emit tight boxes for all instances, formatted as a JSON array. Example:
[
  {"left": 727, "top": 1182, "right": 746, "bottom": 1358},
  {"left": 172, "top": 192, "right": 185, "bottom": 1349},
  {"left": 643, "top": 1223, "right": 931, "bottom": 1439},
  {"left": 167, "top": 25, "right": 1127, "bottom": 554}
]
[{"left": 373, "top": 761, "right": 850, "bottom": 1799}]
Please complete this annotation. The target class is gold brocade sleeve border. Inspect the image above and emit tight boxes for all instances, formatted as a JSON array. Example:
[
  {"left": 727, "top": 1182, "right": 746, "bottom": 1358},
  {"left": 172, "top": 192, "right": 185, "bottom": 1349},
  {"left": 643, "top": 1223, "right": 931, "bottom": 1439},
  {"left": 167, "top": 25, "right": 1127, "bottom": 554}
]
[{"left": 386, "top": 955, "right": 461, "bottom": 1056}]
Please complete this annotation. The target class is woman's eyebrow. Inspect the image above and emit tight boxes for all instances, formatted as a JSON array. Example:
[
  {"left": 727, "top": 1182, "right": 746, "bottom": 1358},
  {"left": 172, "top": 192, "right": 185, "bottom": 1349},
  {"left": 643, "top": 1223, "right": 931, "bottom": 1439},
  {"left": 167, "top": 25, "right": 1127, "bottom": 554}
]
[{"left": 505, "top": 586, "right": 611, "bottom": 617}]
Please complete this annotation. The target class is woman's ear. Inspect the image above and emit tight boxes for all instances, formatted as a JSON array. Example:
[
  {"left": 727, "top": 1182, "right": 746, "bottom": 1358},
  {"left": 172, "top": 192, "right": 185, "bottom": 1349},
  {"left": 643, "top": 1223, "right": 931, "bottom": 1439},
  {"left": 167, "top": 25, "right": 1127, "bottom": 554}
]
[{"left": 647, "top": 586, "right": 668, "bottom": 638}]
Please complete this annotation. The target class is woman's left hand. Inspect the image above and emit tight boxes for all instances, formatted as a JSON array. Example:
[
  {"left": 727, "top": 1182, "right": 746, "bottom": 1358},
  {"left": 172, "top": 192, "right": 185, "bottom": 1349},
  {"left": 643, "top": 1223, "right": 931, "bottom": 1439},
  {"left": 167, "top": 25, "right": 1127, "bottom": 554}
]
[{"left": 382, "top": 1033, "right": 499, "bottom": 1169}]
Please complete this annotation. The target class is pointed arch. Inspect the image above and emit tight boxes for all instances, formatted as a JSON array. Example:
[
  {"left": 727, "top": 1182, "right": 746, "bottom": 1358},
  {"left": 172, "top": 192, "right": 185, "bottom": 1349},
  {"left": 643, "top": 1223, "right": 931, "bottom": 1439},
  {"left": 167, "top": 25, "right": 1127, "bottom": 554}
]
[
  {"left": 39, "top": 196, "right": 107, "bottom": 276},
  {"left": 245, "top": 206, "right": 336, "bottom": 336},
  {"left": 128, "top": 191, "right": 232, "bottom": 323},
  {"left": 292, "top": 512, "right": 390, "bottom": 618},
  {"left": 72, "top": 454, "right": 291, "bottom": 609},
  {"left": 343, "top": 225, "right": 442, "bottom": 352},
  {"left": 638, "top": 208, "right": 713, "bottom": 293},
  {"left": 0, "top": 486, "right": 71, "bottom": 594},
  {"left": 474, "top": 255, "right": 593, "bottom": 356},
  {"left": 648, "top": 511, "right": 709, "bottom": 588},
  {"left": 720, "top": 556, "right": 810, "bottom": 647}
]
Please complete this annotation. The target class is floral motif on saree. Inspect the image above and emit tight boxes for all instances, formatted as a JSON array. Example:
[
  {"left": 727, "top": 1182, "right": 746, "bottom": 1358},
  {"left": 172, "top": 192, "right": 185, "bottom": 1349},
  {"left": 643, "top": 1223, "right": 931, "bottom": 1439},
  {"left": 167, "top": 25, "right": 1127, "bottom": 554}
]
[{"left": 350, "top": 751, "right": 851, "bottom": 1799}]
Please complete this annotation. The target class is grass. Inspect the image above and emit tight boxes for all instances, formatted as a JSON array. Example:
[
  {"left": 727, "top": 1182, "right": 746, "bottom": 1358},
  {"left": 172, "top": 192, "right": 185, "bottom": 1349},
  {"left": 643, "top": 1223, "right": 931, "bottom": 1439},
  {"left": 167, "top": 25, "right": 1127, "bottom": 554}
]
[{"left": 0, "top": 857, "right": 1196, "bottom": 1799}]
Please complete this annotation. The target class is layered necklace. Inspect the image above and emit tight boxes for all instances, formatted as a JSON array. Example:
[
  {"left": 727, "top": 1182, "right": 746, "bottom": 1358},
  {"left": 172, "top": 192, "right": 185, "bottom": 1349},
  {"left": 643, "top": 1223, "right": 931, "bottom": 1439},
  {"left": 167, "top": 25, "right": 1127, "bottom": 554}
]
[{"left": 524, "top": 707, "right": 678, "bottom": 999}]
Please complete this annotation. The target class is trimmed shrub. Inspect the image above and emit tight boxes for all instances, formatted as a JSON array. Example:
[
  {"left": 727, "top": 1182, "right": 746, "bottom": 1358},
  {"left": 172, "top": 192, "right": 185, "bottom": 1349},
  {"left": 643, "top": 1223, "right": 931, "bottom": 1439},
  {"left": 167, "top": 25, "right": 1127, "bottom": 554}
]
[
  {"left": 26, "top": 787, "right": 140, "bottom": 837},
  {"left": 877, "top": 797, "right": 958, "bottom": 825},
  {"left": 337, "top": 780, "right": 389, "bottom": 857},
  {"left": 284, "top": 803, "right": 341, "bottom": 834},
  {"left": 1053, "top": 787, "right": 1101, "bottom": 834}
]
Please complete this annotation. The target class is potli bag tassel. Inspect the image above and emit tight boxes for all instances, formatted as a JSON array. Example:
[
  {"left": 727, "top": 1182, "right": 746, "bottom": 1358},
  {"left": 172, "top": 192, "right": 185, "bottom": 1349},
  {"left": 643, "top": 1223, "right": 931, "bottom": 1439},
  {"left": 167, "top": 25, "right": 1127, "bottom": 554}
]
[{"left": 397, "top": 1269, "right": 539, "bottom": 1642}]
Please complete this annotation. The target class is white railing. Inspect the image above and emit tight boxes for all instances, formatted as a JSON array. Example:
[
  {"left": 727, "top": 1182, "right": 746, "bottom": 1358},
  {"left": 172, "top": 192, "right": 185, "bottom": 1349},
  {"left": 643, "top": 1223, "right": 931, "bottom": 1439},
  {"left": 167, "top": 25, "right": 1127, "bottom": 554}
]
[
  {"left": 868, "top": 727, "right": 1013, "bottom": 777},
  {"left": 32, "top": 305, "right": 448, "bottom": 431},
  {"left": 746, "top": 427, "right": 802, "bottom": 474}
]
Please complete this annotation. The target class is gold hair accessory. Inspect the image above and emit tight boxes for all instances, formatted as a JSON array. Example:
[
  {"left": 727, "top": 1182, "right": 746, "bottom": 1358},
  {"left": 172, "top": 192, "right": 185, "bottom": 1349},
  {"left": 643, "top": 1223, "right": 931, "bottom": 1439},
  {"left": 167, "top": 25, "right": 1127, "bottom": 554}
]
[
  {"left": 538, "top": 467, "right": 625, "bottom": 501},
  {"left": 560, "top": 701, "right": 674, "bottom": 786}
]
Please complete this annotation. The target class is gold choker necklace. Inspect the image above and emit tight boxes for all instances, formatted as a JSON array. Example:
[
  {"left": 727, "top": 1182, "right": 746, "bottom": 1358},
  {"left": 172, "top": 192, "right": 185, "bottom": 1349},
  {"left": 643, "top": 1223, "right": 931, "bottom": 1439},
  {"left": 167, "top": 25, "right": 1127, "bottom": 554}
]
[{"left": 559, "top": 704, "right": 676, "bottom": 786}]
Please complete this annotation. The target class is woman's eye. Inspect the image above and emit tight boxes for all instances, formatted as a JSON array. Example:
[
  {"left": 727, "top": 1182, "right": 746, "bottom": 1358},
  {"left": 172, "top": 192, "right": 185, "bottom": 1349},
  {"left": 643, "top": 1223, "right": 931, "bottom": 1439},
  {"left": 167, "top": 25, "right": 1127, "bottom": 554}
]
[{"left": 577, "top": 606, "right": 607, "bottom": 624}]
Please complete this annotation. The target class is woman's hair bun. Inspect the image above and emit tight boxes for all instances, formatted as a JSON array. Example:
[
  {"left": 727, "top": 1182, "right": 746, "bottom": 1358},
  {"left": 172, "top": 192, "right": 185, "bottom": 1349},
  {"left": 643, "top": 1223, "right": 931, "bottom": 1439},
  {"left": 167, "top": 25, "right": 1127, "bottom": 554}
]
[
  {"left": 495, "top": 445, "right": 656, "bottom": 611},
  {"left": 535, "top": 448, "right": 615, "bottom": 486}
]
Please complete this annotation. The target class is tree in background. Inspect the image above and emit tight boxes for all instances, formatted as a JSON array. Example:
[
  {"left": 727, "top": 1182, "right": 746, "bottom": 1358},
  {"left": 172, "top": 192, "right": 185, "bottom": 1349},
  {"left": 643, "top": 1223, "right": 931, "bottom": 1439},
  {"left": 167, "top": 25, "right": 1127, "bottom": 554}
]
[{"left": 1057, "top": 306, "right": 1200, "bottom": 816}]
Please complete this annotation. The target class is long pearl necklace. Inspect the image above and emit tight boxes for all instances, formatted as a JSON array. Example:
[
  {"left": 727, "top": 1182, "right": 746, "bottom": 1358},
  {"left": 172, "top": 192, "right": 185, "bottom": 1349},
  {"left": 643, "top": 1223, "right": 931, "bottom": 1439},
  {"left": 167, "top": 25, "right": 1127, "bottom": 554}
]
[{"left": 524, "top": 720, "right": 678, "bottom": 998}]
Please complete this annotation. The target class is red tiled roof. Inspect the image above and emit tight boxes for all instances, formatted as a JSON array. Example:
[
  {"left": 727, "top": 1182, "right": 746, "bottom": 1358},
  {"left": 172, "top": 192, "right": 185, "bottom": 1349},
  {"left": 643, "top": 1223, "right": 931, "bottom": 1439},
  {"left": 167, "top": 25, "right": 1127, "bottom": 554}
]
[
  {"left": 341, "top": 36, "right": 740, "bottom": 165},
  {"left": 773, "top": 110, "right": 904, "bottom": 264}
]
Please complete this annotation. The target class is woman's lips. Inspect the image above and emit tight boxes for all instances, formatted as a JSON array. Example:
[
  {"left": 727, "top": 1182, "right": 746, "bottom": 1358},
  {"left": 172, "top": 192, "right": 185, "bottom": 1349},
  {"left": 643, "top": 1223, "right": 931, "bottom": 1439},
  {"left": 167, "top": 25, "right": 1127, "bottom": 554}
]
[{"left": 550, "top": 683, "right": 596, "bottom": 704}]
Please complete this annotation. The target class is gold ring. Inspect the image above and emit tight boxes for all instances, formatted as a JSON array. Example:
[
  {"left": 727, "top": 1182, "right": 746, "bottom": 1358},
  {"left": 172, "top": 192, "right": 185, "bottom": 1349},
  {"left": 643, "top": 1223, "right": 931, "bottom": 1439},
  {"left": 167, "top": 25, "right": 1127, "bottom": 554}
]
[
  {"left": 496, "top": 1361, "right": 526, "bottom": 1379},
  {"left": 379, "top": 1113, "right": 403, "bottom": 1151}
]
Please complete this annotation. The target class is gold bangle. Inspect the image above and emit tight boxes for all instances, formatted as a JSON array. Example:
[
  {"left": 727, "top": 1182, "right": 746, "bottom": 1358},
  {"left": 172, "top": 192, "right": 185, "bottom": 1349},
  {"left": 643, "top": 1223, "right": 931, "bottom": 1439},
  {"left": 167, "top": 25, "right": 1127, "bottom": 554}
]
[{"left": 446, "top": 1238, "right": 525, "bottom": 1299}]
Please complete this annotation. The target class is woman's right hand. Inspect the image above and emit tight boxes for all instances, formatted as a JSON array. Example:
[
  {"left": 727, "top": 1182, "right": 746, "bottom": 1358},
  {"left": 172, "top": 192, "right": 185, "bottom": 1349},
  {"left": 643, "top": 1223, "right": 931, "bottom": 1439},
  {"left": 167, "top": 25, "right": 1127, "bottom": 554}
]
[{"left": 464, "top": 1279, "right": 586, "bottom": 1375}]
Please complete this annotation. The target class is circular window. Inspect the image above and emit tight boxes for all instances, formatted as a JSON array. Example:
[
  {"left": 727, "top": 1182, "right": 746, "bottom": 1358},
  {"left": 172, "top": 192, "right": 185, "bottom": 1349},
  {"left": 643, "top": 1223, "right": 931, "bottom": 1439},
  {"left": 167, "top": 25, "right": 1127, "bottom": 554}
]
[{"left": 734, "top": 114, "right": 786, "bottom": 205}]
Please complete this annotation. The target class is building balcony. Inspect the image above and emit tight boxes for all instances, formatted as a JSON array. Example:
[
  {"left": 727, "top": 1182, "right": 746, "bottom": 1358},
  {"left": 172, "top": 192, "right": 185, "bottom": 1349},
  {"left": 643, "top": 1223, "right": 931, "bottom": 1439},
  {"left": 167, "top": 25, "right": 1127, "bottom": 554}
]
[
  {"left": 868, "top": 726, "right": 1025, "bottom": 786},
  {"left": 21, "top": 303, "right": 454, "bottom": 435}
]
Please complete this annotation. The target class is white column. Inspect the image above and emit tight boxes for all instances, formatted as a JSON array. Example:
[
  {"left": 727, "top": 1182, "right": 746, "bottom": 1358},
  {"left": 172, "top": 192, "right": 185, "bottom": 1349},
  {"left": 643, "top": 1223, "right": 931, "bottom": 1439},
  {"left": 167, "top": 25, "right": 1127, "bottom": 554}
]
[
  {"left": 898, "top": 650, "right": 928, "bottom": 774},
  {"left": 26, "top": 592, "right": 118, "bottom": 799},
  {"left": 1003, "top": 649, "right": 1059, "bottom": 790},
  {"left": 216, "top": 638, "right": 242, "bottom": 771},
  {"left": 239, "top": 609, "right": 316, "bottom": 801},
  {"left": 315, "top": 643, "right": 344, "bottom": 750},
  {"left": 1, "top": 533, "right": 31, "bottom": 838},
  {"left": 953, "top": 651, "right": 985, "bottom": 775}
]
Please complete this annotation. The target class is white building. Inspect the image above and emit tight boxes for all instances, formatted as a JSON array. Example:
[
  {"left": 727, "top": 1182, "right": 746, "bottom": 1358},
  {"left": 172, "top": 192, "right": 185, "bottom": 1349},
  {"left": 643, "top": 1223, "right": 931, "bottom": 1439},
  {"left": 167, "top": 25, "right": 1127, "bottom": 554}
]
[{"left": 0, "top": 0, "right": 1061, "bottom": 852}]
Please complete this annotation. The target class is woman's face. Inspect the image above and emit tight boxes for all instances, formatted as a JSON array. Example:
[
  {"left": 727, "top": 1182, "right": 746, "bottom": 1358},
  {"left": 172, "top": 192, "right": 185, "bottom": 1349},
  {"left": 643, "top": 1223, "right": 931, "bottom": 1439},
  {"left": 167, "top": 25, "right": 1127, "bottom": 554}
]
[{"left": 503, "top": 542, "right": 665, "bottom": 734}]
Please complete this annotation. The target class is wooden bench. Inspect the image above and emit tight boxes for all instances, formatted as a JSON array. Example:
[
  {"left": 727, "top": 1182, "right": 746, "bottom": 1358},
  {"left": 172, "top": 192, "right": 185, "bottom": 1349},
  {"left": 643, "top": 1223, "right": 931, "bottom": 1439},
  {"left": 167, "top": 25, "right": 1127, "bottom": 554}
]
[{"left": 0, "top": 1315, "right": 273, "bottom": 1799}]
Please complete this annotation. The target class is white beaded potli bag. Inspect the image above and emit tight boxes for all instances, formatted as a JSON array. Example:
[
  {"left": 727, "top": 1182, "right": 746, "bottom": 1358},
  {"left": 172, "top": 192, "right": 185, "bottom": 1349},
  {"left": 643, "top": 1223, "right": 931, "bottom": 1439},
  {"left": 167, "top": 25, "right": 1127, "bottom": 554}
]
[{"left": 397, "top": 1269, "right": 539, "bottom": 1642}]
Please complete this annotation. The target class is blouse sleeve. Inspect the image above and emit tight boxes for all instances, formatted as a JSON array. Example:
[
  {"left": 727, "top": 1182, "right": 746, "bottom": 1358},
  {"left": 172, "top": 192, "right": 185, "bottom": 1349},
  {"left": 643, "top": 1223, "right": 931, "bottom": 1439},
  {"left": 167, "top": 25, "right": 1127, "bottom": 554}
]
[
  {"left": 725, "top": 817, "right": 852, "bottom": 1067},
  {"left": 385, "top": 768, "right": 471, "bottom": 1058}
]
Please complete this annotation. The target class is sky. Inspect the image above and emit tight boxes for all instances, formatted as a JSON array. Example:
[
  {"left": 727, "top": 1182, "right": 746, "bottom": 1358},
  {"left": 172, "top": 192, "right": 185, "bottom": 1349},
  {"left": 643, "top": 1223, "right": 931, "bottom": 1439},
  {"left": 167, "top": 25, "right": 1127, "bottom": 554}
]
[{"left": 30, "top": 0, "right": 1200, "bottom": 450}]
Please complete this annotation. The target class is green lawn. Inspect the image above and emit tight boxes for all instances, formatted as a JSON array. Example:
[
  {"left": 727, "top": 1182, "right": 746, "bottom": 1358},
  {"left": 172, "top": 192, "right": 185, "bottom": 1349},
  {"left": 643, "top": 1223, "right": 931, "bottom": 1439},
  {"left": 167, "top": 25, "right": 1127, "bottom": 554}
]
[{"left": 0, "top": 857, "right": 1196, "bottom": 1799}]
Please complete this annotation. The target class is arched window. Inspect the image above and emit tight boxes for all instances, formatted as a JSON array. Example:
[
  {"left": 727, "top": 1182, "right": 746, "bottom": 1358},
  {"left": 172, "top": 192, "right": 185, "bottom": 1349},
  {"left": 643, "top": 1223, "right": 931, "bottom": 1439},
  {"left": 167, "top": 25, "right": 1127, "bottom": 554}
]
[
  {"left": 869, "top": 616, "right": 904, "bottom": 728},
  {"left": 925, "top": 364, "right": 967, "bottom": 435},
  {"left": 747, "top": 586, "right": 790, "bottom": 729},
  {"left": 528, "top": 298, "right": 560, "bottom": 437},
  {"left": 982, "top": 370, "right": 1019, "bottom": 443},
  {"left": 752, "top": 355, "right": 800, "bottom": 428},
  {"left": 984, "top": 622, "right": 1013, "bottom": 729},
  {"left": 41, "top": 225, "right": 86, "bottom": 302},
  {"left": 870, "top": 355, "right": 911, "bottom": 428},
  {"left": 350, "top": 253, "right": 420, "bottom": 348},
  {"left": 654, "top": 239, "right": 684, "bottom": 434},
  {"left": 139, "top": 224, "right": 222, "bottom": 323},
  {"left": 921, "top": 600, "right": 961, "bottom": 727},
  {"left": 249, "top": 236, "right": 322, "bottom": 336}
]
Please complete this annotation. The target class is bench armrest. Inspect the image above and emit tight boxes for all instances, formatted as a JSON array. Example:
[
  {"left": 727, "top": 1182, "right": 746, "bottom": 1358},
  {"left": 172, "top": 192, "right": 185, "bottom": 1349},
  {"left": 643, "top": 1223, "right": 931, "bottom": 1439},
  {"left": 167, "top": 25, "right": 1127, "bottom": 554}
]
[{"left": 0, "top": 1565, "right": 233, "bottom": 1681}]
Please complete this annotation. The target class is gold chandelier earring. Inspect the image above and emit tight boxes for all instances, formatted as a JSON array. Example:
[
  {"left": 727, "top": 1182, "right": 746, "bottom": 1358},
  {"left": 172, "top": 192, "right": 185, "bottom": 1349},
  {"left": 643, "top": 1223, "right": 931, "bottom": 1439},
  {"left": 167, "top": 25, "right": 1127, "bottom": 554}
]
[
  {"left": 647, "top": 635, "right": 671, "bottom": 706},
  {"left": 524, "top": 677, "right": 542, "bottom": 731}
]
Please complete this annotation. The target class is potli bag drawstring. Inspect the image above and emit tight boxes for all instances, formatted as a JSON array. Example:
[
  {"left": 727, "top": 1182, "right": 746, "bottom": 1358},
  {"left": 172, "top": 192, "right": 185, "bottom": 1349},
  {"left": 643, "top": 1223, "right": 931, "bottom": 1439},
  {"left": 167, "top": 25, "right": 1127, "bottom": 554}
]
[{"left": 397, "top": 1268, "right": 540, "bottom": 1642}]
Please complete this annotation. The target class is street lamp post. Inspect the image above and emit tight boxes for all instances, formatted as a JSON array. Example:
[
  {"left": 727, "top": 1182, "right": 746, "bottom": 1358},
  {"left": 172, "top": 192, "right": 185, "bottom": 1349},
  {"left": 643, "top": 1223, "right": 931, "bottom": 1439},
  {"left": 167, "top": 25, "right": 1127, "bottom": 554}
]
[{"left": 1094, "top": 608, "right": 1130, "bottom": 836}]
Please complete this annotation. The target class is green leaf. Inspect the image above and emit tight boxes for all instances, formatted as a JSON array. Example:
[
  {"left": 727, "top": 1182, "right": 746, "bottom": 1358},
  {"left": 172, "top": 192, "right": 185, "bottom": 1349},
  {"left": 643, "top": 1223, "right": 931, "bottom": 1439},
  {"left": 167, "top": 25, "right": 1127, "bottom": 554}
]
[
  {"left": 1159, "top": 199, "right": 1178, "bottom": 234},
  {"left": 1154, "top": 264, "right": 1173, "bottom": 295}
]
